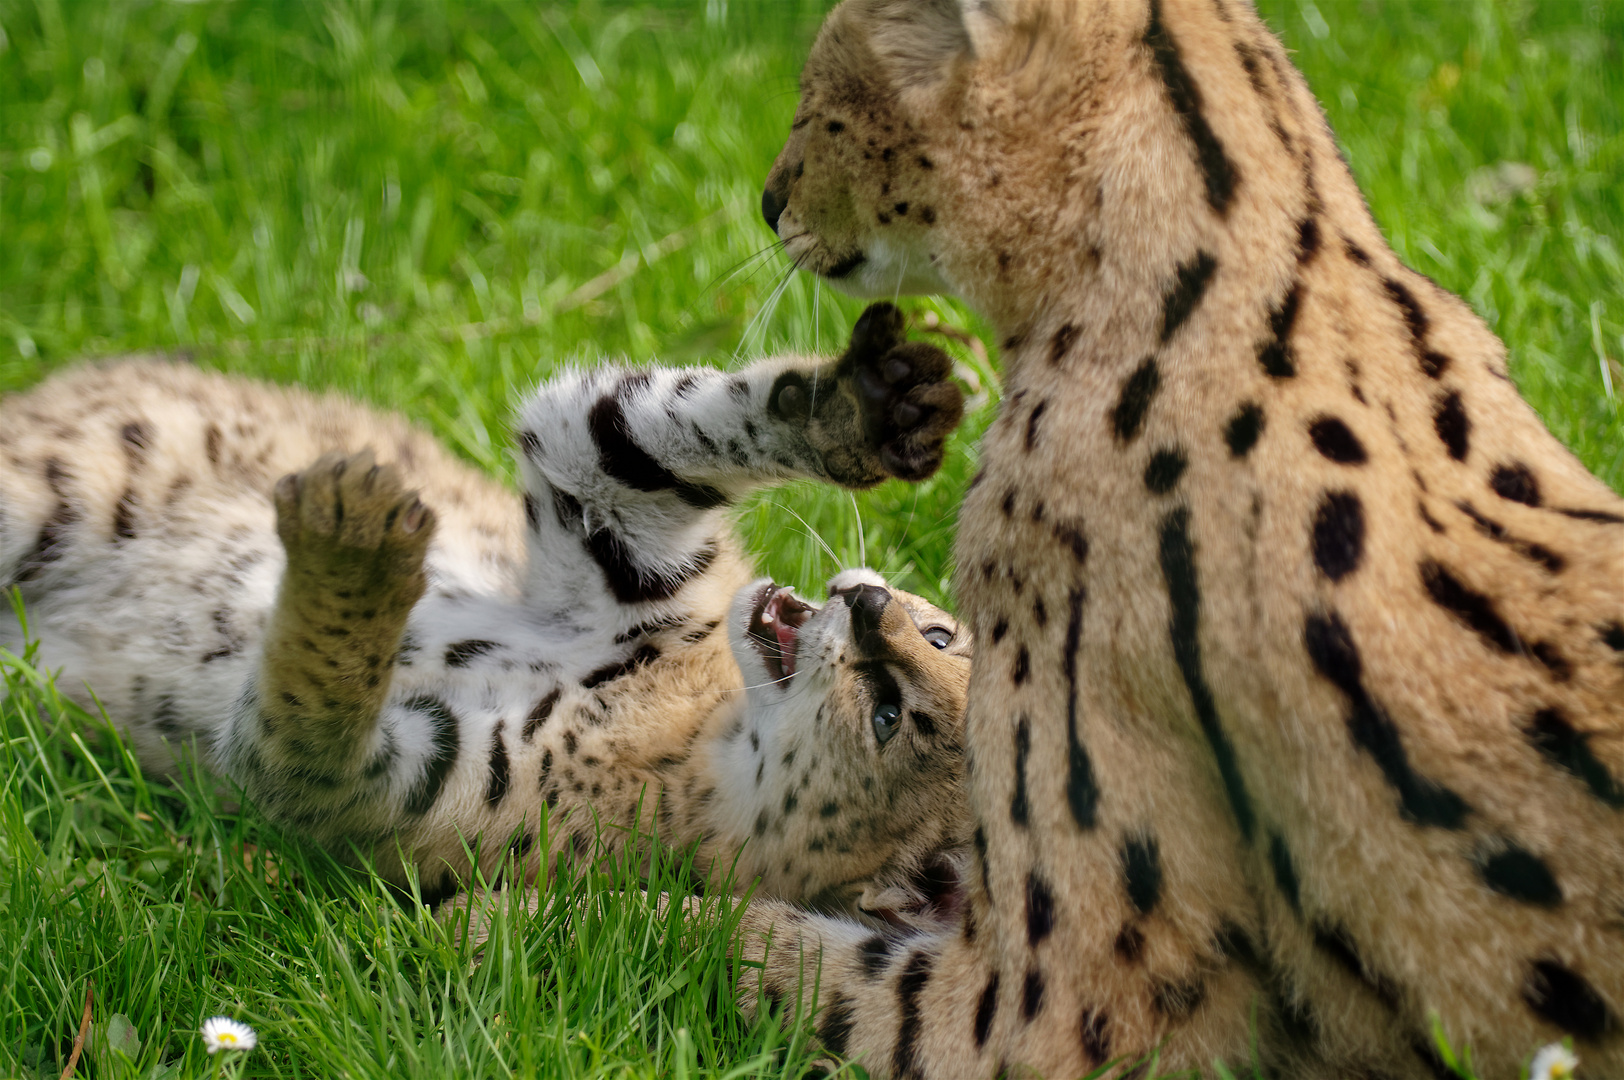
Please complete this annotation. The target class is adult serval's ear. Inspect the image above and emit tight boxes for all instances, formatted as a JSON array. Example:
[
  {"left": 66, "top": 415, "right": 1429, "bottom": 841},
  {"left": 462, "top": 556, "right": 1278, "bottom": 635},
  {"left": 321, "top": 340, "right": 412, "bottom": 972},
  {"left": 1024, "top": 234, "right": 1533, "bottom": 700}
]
[{"left": 846, "top": 0, "right": 983, "bottom": 89}]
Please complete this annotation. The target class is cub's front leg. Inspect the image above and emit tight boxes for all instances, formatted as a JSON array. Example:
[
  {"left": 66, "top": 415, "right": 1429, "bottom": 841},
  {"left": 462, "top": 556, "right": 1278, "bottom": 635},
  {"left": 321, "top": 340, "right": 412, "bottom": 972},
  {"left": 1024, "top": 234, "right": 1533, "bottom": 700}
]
[{"left": 221, "top": 450, "right": 435, "bottom": 837}]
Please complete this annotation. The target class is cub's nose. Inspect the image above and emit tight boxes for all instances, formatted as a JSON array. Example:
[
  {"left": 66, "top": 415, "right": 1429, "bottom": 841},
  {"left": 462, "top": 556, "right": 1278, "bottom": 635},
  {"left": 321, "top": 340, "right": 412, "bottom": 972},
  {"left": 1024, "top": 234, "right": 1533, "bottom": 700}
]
[
  {"left": 837, "top": 583, "right": 891, "bottom": 648},
  {"left": 761, "top": 182, "right": 787, "bottom": 233}
]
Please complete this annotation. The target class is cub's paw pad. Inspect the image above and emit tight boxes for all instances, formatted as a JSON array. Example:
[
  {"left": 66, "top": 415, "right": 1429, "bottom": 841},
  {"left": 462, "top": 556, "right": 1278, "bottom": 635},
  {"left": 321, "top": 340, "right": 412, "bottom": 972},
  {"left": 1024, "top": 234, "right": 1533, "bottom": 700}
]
[
  {"left": 273, "top": 450, "right": 435, "bottom": 558},
  {"left": 845, "top": 303, "right": 965, "bottom": 482}
]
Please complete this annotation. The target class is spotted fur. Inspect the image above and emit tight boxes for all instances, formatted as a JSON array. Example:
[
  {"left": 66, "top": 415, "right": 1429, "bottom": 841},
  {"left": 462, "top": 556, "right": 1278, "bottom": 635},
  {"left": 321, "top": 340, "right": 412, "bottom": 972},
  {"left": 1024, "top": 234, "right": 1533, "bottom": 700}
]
[
  {"left": 0, "top": 314, "right": 972, "bottom": 922},
  {"left": 743, "top": 1, "right": 1624, "bottom": 1076}
]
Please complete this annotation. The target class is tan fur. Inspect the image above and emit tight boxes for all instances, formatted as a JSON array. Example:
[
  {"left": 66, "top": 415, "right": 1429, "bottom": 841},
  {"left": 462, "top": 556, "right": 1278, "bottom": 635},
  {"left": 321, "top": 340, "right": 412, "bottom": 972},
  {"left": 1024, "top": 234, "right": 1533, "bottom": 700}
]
[{"left": 742, "top": 1, "right": 1624, "bottom": 1076}]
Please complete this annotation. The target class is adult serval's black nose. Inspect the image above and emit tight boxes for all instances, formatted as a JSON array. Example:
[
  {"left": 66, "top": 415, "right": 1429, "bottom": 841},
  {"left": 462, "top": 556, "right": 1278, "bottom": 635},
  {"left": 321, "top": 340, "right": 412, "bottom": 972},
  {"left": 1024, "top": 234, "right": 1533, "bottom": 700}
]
[
  {"left": 838, "top": 583, "right": 891, "bottom": 651},
  {"left": 761, "top": 183, "right": 787, "bottom": 233}
]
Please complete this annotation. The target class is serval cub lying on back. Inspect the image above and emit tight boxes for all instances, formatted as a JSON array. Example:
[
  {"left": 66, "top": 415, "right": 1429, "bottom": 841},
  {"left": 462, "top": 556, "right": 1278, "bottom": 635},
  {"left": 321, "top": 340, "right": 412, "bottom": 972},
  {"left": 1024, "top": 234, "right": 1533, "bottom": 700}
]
[
  {"left": 0, "top": 305, "right": 973, "bottom": 924},
  {"left": 739, "top": 0, "right": 1624, "bottom": 1077}
]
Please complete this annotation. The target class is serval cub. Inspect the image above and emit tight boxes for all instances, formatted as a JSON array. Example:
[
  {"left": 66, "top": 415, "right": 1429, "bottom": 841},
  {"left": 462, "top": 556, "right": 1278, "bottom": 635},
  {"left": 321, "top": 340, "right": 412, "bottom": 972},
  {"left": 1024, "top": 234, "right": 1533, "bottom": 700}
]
[
  {"left": 739, "top": 1, "right": 1624, "bottom": 1077},
  {"left": 0, "top": 305, "right": 973, "bottom": 924}
]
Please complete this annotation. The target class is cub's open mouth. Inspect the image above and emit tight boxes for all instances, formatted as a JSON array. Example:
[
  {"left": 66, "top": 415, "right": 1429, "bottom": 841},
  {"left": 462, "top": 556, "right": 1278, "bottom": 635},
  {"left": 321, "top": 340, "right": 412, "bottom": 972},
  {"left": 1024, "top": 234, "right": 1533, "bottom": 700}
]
[{"left": 747, "top": 584, "right": 818, "bottom": 682}]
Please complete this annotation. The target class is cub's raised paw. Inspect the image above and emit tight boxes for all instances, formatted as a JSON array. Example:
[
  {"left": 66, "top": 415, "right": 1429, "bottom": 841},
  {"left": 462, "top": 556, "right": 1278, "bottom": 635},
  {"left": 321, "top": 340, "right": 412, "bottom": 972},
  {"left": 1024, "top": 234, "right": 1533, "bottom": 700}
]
[
  {"left": 843, "top": 302, "right": 965, "bottom": 481},
  {"left": 273, "top": 450, "right": 435, "bottom": 580}
]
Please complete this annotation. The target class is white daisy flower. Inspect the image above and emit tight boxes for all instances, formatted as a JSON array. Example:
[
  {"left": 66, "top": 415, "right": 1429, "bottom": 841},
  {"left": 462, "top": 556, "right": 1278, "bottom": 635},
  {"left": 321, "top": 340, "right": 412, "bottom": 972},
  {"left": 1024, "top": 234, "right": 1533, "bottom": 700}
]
[
  {"left": 1529, "top": 1042, "right": 1579, "bottom": 1080},
  {"left": 200, "top": 1016, "right": 257, "bottom": 1054}
]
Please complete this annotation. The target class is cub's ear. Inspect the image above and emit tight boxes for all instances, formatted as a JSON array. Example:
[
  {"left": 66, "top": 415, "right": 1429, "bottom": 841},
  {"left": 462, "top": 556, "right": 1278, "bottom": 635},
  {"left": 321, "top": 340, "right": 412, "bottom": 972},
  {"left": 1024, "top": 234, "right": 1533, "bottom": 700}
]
[{"left": 850, "top": 0, "right": 983, "bottom": 89}]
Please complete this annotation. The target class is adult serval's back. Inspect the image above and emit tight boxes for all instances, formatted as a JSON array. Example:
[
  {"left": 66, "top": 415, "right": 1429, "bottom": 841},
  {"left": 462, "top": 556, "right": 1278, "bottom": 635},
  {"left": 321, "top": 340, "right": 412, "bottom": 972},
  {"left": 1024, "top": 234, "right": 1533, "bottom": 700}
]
[{"left": 738, "top": 1, "right": 1624, "bottom": 1076}]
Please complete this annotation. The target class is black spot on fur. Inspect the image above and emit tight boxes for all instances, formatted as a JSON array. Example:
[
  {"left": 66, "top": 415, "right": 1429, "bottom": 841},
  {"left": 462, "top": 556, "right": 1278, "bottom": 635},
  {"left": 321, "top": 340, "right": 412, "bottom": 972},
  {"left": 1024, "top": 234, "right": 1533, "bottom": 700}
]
[
  {"left": 1258, "top": 283, "right": 1301, "bottom": 378},
  {"left": 523, "top": 689, "right": 560, "bottom": 742},
  {"left": 1021, "top": 968, "right": 1045, "bottom": 1022},
  {"left": 974, "top": 825, "right": 991, "bottom": 900},
  {"left": 1144, "top": 447, "right": 1188, "bottom": 493},
  {"left": 111, "top": 488, "right": 138, "bottom": 540},
  {"left": 403, "top": 696, "right": 461, "bottom": 815},
  {"left": 1304, "top": 611, "right": 1469, "bottom": 828},
  {"left": 589, "top": 376, "right": 727, "bottom": 509},
  {"left": 485, "top": 722, "right": 511, "bottom": 808},
  {"left": 1605, "top": 623, "right": 1624, "bottom": 652},
  {"left": 1159, "top": 251, "right": 1218, "bottom": 342},
  {"left": 17, "top": 460, "right": 76, "bottom": 581},
  {"left": 893, "top": 950, "right": 934, "bottom": 1079},
  {"left": 1011, "top": 716, "right": 1031, "bottom": 827},
  {"left": 1308, "top": 417, "right": 1367, "bottom": 464},
  {"left": 1144, "top": 0, "right": 1237, "bottom": 215},
  {"left": 1453, "top": 500, "right": 1566, "bottom": 573},
  {"left": 1532, "top": 641, "right": 1572, "bottom": 681},
  {"left": 1153, "top": 979, "right": 1206, "bottom": 1020},
  {"left": 552, "top": 487, "right": 583, "bottom": 530},
  {"left": 1026, "top": 872, "right": 1055, "bottom": 946},
  {"left": 1012, "top": 645, "right": 1030, "bottom": 685},
  {"left": 1025, "top": 399, "right": 1048, "bottom": 451},
  {"left": 1420, "top": 560, "right": 1521, "bottom": 653},
  {"left": 974, "top": 974, "right": 1000, "bottom": 1048},
  {"left": 1160, "top": 508, "right": 1255, "bottom": 839},
  {"left": 1382, "top": 277, "right": 1429, "bottom": 343},
  {"left": 1433, "top": 391, "right": 1471, "bottom": 461},
  {"left": 1313, "top": 922, "right": 1403, "bottom": 1011},
  {"left": 1080, "top": 1008, "right": 1112, "bottom": 1065},
  {"left": 1114, "top": 923, "right": 1145, "bottom": 964},
  {"left": 1312, "top": 491, "right": 1365, "bottom": 581},
  {"left": 1297, "top": 217, "right": 1321, "bottom": 264},
  {"left": 1557, "top": 506, "right": 1624, "bottom": 525},
  {"left": 819, "top": 991, "right": 855, "bottom": 1056},
  {"left": 1121, "top": 835, "right": 1163, "bottom": 915},
  {"left": 1490, "top": 463, "right": 1542, "bottom": 507},
  {"left": 1001, "top": 488, "right": 1016, "bottom": 518},
  {"left": 858, "top": 934, "right": 892, "bottom": 979},
  {"left": 1420, "top": 351, "right": 1453, "bottom": 379},
  {"left": 585, "top": 532, "right": 717, "bottom": 606},
  {"left": 1224, "top": 402, "right": 1265, "bottom": 458},
  {"left": 1526, "top": 708, "right": 1624, "bottom": 809},
  {"left": 1049, "top": 323, "right": 1078, "bottom": 365},
  {"left": 1475, "top": 841, "right": 1562, "bottom": 907},
  {"left": 523, "top": 493, "right": 541, "bottom": 532},
  {"left": 1269, "top": 832, "right": 1302, "bottom": 913},
  {"left": 1522, "top": 960, "right": 1618, "bottom": 1040},
  {"left": 517, "top": 429, "right": 541, "bottom": 459},
  {"left": 581, "top": 644, "right": 659, "bottom": 688},
  {"left": 1053, "top": 522, "right": 1089, "bottom": 564},
  {"left": 1112, "top": 358, "right": 1160, "bottom": 442},
  {"left": 1062, "top": 588, "right": 1099, "bottom": 830},
  {"left": 444, "top": 639, "right": 499, "bottom": 668}
]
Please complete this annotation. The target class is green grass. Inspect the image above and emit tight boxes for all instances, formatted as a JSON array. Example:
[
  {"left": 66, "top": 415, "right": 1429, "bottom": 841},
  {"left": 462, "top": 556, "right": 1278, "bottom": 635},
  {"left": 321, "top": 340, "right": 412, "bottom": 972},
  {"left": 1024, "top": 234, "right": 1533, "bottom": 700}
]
[{"left": 0, "top": 1, "right": 1619, "bottom": 1076}]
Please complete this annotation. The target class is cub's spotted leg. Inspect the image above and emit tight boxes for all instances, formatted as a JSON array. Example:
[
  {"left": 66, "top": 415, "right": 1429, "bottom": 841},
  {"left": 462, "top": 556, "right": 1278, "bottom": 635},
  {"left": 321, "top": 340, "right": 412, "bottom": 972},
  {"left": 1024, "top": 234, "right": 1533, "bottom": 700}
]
[
  {"left": 221, "top": 451, "right": 435, "bottom": 835},
  {"left": 513, "top": 301, "right": 963, "bottom": 633}
]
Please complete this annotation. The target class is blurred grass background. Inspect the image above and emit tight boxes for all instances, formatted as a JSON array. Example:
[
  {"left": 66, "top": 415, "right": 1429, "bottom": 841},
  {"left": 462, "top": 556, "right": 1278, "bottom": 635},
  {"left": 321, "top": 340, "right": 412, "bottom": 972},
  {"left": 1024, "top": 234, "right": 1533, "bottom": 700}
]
[{"left": 0, "top": 1, "right": 1620, "bottom": 1076}]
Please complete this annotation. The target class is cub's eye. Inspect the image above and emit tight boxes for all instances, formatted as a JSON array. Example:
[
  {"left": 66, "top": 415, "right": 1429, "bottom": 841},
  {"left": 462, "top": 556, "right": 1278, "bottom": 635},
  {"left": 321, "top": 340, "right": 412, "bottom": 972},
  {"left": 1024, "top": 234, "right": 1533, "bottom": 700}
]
[
  {"left": 872, "top": 703, "right": 902, "bottom": 745},
  {"left": 923, "top": 626, "right": 954, "bottom": 650}
]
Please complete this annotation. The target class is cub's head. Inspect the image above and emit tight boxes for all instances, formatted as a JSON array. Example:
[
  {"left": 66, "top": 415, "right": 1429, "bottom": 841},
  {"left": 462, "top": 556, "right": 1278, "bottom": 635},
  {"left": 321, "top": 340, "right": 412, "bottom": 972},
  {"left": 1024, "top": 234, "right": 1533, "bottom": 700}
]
[
  {"left": 762, "top": 0, "right": 1128, "bottom": 321},
  {"left": 721, "top": 568, "right": 971, "bottom": 927}
]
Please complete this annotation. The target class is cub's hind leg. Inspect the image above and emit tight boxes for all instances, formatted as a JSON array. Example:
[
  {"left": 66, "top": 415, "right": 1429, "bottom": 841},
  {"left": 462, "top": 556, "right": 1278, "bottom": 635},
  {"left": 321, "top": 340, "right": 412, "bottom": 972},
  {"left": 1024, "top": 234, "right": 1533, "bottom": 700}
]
[{"left": 219, "top": 451, "right": 435, "bottom": 833}]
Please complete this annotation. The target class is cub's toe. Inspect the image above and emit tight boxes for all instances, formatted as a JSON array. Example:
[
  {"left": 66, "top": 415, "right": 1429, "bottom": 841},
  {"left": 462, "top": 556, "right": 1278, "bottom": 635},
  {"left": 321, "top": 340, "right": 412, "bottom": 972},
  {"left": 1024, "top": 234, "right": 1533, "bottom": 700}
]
[{"left": 274, "top": 450, "right": 435, "bottom": 556}]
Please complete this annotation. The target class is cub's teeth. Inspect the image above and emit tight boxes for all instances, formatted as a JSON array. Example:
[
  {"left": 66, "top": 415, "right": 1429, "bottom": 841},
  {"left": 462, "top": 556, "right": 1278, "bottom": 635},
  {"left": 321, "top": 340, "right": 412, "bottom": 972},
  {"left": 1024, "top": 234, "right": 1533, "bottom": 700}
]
[{"left": 762, "top": 611, "right": 775, "bottom": 624}]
